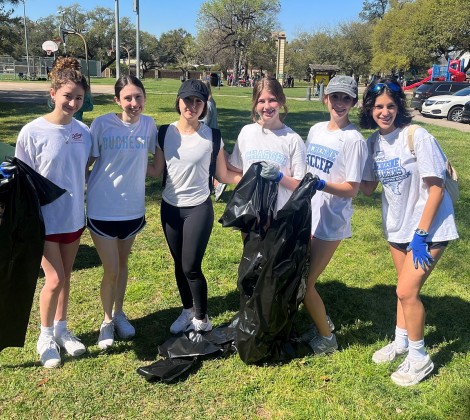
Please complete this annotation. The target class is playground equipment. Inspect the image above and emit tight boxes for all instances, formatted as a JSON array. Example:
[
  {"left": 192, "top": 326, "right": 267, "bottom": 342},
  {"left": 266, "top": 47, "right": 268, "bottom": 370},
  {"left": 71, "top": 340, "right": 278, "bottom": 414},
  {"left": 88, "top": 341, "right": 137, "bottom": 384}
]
[{"left": 404, "top": 59, "right": 466, "bottom": 90}]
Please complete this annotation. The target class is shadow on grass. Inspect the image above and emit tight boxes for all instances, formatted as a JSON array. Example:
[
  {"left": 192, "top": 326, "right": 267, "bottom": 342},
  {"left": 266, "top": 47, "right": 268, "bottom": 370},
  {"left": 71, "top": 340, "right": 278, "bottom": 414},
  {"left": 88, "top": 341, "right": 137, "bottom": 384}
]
[{"left": 312, "top": 280, "right": 470, "bottom": 370}]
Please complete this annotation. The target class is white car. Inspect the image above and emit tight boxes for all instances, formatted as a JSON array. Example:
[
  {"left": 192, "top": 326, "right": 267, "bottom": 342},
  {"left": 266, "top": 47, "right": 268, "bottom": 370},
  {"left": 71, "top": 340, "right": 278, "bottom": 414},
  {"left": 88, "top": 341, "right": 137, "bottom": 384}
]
[{"left": 421, "top": 87, "right": 470, "bottom": 122}]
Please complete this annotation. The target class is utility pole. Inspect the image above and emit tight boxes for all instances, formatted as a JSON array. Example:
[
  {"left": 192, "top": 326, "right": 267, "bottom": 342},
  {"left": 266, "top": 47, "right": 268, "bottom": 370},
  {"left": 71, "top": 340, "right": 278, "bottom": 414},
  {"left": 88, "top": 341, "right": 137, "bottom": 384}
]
[
  {"left": 22, "top": 0, "right": 30, "bottom": 77},
  {"left": 134, "top": 0, "right": 140, "bottom": 79},
  {"left": 115, "top": 0, "right": 120, "bottom": 79}
]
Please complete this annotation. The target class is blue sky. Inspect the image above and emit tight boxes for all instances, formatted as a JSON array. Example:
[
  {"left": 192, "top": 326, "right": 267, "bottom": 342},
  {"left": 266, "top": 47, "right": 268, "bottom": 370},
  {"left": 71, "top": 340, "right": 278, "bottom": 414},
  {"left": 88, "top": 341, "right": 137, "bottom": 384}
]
[{"left": 13, "top": 0, "right": 365, "bottom": 40}]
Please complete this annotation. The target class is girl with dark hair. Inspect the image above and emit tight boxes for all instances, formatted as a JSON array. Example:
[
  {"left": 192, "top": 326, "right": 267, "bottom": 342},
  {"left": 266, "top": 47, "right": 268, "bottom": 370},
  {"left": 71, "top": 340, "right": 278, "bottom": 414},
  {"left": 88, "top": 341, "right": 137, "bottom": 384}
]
[
  {"left": 228, "top": 77, "right": 306, "bottom": 213},
  {"left": 87, "top": 75, "right": 157, "bottom": 349},
  {"left": 147, "top": 79, "right": 241, "bottom": 334},
  {"left": 15, "top": 56, "right": 92, "bottom": 368},
  {"left": 360, "top": 77, "right": 458, "bottom": 386}
]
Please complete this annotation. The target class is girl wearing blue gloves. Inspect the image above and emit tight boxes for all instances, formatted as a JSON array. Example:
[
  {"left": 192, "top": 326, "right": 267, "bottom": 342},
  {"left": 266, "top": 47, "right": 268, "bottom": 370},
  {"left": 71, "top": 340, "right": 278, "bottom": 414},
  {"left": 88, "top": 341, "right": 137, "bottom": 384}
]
[{"left": 360, "top": 78, "right": 458, "bottom": 386}]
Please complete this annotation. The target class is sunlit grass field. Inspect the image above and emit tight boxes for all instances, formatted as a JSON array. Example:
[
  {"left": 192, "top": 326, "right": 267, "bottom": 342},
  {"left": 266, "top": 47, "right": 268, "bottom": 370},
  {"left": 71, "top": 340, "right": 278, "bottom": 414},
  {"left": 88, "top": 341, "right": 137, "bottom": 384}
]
[{"left": 0, "top": 78, "right": 468, "bottom": 419}]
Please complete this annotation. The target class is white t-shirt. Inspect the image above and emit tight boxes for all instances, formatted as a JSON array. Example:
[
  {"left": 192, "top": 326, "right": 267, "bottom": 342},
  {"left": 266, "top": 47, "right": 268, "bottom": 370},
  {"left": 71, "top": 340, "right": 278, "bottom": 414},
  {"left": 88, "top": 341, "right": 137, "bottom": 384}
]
[
  {"left": 306, "top": 121, "right": 367, "bottom": 240},
  {"left": 87, "top": 113, "right": 157, "bottom": 220},
  {"left": 362, "top": 126, "right": 458, "bottom": 242},
  {"left": 229, "top": 122, "right": 306, "bottom": 211},
  {"left": 15, "top": 116, "right": 92, "bottom": 235},
  {"left": 161, "top": 122, "right": 223, "bottom": 207}
]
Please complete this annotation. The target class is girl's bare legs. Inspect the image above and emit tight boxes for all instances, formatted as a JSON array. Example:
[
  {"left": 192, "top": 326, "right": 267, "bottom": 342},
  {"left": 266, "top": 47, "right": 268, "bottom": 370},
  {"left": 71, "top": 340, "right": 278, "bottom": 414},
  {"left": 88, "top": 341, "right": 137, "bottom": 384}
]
[{"left": 303, "top": 237, "right": 341, "bottom": 336}]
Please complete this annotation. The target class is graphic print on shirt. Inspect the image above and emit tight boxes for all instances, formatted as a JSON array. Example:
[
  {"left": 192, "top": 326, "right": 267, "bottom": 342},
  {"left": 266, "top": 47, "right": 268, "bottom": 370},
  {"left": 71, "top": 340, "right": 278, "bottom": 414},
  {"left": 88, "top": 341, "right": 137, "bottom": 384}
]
[
  {"left": 245, "top": 149, "right": 287, "bottom": 167},
  {"left": 101, "top": 135, "right": 150, "bottom": 150},
  {"left": 306, "top": 143, "right": 339, "bottom": 174},
  {"left": 373, "top": 151, "right": 410, "bottom": 195}
]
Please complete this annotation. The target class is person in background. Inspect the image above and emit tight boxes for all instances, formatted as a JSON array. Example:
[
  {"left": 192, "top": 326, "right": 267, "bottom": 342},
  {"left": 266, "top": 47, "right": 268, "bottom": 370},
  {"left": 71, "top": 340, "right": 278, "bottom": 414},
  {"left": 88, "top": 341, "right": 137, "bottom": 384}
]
[
  {"left": 147, "top": 79, "right": 241, "bottom": 334},
  {"left": 15, "top": 57, "right": 92, "bottom": 368},
  {"left": 359, "top": 77, "right": 458, "bottom": 386},
  {"left": 201, "top": 79, "right": 226, "bottom": 202},
  {"left": 86, "top": 75, "right": 157, "bottom": 350}
]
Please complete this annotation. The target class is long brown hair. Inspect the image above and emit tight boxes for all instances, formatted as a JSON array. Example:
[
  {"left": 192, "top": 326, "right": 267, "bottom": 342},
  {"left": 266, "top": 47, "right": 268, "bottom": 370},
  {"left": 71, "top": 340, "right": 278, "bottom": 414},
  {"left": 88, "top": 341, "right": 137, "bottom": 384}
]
[{"left": 251, "top": 77, "right": 288, "bottom": 122}]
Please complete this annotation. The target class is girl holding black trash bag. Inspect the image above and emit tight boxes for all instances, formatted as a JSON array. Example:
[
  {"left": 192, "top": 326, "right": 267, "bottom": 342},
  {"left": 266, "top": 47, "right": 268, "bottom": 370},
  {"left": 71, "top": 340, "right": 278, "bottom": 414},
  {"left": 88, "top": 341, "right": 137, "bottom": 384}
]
[
  {"left": 359, "top": 78, "right": 458, "bottom": 386},
  {"left": 15, "top": 57, "right": 92, "bottom": 368},
  {"left": 147, "top": 79, "right": 241, "bottom": 335},
  {"left": 228, "top": 77, "right": 307, "bottom": 213},
  {"left": 302, "top": 75, "right": 368, "bottom": 356}
]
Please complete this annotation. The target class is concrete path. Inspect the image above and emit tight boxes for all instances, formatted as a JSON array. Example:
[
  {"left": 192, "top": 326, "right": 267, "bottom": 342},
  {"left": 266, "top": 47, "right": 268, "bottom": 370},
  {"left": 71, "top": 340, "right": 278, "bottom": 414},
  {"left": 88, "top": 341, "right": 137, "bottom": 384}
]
[
  {"left": 0, "top": 81, "right": 114, "bottom": 104},
  {"left": 1, "top": 81, "right": 470, "bottom": 132}
]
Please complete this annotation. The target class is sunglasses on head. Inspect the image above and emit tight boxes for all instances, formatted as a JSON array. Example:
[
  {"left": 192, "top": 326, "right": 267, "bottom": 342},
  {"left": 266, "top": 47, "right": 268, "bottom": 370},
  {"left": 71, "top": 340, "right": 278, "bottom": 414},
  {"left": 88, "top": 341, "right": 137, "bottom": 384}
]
[{"left": 370, "top": 82, "right": 402, "bottom": 94}]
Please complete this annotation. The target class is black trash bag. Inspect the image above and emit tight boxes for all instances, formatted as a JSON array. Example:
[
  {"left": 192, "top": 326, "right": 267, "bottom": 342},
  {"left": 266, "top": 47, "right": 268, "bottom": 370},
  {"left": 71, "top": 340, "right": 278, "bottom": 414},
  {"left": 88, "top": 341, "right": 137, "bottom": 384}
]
[
  {"left": 0, "top": 157, "right": 66, "bottom": 351},
  {"left": 137, "top": 357, "right": 198, "bottom": 383},
  {"left": 232, "top": 173, "right": 319, "bottom": 364},
  {"left": 137, "top": 320, "right": 238, "bottom": 383},
  {"left": 218, "top": 162, "right": 278, "bottom": 236}
]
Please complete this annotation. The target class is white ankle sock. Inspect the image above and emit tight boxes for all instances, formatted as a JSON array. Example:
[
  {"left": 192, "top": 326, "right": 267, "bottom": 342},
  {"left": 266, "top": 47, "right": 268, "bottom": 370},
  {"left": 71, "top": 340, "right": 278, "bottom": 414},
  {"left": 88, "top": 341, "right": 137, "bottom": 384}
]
[
  {"left": 40, "top": 325, "right": 54, "bottom": 339},
  {"left": 408, "top": 338, "right": 427, "bottom": 361},
  {"left": 394, "top": 326, "right": 409, "bottom": 349},
  {"left": 54, "top": 320, "right": 67, "bottom": 337}
]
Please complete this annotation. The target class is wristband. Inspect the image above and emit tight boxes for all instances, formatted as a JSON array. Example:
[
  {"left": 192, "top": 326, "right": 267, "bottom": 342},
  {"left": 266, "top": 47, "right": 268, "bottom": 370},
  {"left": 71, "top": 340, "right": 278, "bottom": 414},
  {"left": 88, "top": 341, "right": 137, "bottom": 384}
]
[
  {"left": 415, "top": 228, "right": 428, "bottom": 236},
  {"left": 276, "top": 172, "right": 284, "bottom": 183}
]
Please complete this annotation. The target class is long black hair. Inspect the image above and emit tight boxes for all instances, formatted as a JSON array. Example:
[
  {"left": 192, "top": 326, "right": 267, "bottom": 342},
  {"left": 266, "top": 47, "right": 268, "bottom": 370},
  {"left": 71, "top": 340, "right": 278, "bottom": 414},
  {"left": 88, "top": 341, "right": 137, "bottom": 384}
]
[{"left": 359, "top": 77, "right": 412, "bottom": 129}]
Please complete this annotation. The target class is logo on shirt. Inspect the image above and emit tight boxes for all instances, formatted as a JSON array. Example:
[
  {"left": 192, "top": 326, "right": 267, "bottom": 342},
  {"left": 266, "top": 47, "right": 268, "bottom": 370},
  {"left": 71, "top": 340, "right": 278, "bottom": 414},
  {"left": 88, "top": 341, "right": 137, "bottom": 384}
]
[
  {"left": 374, "top": 152, "right": 410, "bottom": 194},
  {"left": 245, "top": 150, "right": 287, "bottom": 166},
  {"left": 306, "top": 143, "right": 339, "bottom": 174},
  {"left": 71, "top": 132, "right": 84, "bottom": 143}
]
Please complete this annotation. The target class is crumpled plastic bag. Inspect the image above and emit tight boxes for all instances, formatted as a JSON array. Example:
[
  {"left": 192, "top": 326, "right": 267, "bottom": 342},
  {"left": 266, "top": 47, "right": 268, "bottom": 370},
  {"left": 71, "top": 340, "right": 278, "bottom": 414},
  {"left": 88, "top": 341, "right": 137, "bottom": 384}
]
[
  {"left": 221, "top": 170, "right": 319, "bottom": 364},
  {"left": 0, "top": 157, "right": 66, "bottom": 350}
]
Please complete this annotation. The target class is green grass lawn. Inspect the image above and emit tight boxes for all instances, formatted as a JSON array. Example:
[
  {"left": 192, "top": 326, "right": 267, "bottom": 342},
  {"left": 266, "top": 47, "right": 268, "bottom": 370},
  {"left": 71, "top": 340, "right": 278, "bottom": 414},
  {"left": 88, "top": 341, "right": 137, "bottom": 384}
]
[{"left": 0, "top": 79, "right": 469, "bottom": 419}]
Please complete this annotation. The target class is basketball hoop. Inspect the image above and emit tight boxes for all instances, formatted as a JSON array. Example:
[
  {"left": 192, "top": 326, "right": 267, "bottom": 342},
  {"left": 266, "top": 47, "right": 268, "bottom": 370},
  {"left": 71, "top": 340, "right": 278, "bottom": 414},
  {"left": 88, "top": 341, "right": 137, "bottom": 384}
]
[
  {"left": 107, "top": 48, "right": 115, "bottom": 57},
  {"left": 42, "top": 40, "right": 59, "bottom": 55}
]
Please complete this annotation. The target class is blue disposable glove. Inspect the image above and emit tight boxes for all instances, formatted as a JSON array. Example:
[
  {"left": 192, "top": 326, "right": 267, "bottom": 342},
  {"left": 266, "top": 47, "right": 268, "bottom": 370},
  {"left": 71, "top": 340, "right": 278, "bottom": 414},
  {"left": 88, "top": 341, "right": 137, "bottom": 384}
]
[
  {"left": 0, "top": 162, "right": 15, "bottom": 179},
  {"left": 313, "top": 175, "right": 327, "bottom": 191},
  {"left": 260, "top": 162, "right": 283, "bottom": 182},
  {"left": 406, "top": 230, "right": 434, "bottom": 270}
]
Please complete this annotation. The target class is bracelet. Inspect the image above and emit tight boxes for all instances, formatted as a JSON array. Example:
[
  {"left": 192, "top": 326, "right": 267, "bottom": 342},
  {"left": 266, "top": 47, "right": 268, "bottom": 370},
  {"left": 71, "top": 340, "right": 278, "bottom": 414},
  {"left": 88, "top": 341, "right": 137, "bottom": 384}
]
[
  {"left": 415, "top": 228, "right": 428, "bottom": 236},
  {"left": 276, "top": 172, "right": 284, "bottom": 183}
]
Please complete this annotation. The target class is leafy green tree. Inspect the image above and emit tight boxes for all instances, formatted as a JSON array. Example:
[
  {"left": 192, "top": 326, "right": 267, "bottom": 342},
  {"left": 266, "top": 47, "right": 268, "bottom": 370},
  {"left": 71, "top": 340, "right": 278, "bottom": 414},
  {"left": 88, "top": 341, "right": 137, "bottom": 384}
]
[
  {"left": 197, "top": 0, "right": 280, "bottom": 81},
  {"left": 0, "top": 0, "right": 22, "bottom": 56},
  {"left": 359, "top": 0, "right": 389, "bottom": 21},
  {"left": 156, "top": 28, "right": 195, "bottom": 69}
]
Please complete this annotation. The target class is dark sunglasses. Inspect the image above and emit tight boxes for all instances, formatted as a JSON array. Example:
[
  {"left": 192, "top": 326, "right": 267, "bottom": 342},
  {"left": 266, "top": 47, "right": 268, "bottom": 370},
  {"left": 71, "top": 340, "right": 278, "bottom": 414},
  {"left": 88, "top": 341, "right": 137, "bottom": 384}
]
[{"left": 370, "top": 82, "right": 402, "bottom": 94}]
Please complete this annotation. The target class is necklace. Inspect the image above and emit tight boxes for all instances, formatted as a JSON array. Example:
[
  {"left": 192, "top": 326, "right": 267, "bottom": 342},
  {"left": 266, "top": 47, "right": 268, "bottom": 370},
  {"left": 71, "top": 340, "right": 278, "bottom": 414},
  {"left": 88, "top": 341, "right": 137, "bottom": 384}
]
[{"left": 62, "top": 120, "right": 74, "bottom": 144}]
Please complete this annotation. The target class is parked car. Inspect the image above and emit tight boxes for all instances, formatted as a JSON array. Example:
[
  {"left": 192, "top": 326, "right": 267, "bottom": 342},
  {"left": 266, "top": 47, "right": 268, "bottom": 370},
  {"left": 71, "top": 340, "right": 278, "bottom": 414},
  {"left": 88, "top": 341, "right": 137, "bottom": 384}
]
[
  {"left": 421, "top": 87, "right": 470, "bottom": 122},
  {"left": 410, "top": 81, "right": 470, "bottom": 110},
  {"left": 461, "top": 100, "right": 470, "bottom": 124}
]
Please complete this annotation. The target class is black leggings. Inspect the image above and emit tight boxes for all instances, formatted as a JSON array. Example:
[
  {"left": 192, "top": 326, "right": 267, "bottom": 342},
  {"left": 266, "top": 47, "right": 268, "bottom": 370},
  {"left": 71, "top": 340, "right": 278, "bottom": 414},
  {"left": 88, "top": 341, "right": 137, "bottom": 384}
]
[{"left": 161, "top": 197, "right": 214, "bottom": 320}]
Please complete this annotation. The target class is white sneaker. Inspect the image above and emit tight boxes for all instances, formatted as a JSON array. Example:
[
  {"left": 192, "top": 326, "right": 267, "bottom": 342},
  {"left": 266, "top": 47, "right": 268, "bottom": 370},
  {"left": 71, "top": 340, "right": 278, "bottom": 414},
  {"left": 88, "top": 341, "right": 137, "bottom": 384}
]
[
  {"left": 113, "top": 311, "right": 135, "bottom": 339},
  {"left": 55, "top": 330, "right": 86, "bottom": 356},
  {"left": 186, "top": 316, "right": 213, "bottom": 333},
  {"left": 170, "top": 308, "right": 195, "bottom": 334},
  {"left": 391, "top": 355, "right": 434, "bottom": 386},
  {"left": 37, "top": 336, "right": 61, "bottom": 368},
  {"left": 98, "top": 321, "right": 115, "bottom": 349},
  {"left": 372, "top": 341, "right": 408, "bottom": 364}
]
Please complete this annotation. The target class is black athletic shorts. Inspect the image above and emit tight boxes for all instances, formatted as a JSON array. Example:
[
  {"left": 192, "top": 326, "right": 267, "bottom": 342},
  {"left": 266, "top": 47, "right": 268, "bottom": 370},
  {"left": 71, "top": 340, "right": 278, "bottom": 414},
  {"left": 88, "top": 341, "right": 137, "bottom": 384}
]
[
  {"left": 389, "top": 241, "right": 449, "bottom": 251},
  {"left": 87, "top": 216, "right": 146, "bottom": 240}
]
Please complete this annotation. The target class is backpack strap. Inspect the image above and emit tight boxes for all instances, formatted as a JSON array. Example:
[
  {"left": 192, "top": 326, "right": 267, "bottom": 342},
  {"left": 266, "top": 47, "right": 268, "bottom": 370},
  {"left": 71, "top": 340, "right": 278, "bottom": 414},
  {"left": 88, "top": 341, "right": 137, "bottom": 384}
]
[
  {"left": 209, "top": 128, "right": 221, "bottom": 193},
  {"left": 158, "top": 124, "right": 170, "bottom": 188},
  {"left": 406, "top": 124, "right": 420, "bottom": 157}
]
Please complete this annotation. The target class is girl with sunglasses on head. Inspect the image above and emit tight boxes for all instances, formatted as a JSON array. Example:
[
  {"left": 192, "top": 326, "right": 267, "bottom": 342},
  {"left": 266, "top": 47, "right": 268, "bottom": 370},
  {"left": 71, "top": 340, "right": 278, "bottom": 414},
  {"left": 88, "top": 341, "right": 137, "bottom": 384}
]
[
  {"left": 359, "top": 77, "right": 458, "bottom": 386},
  {"left": 302, "top": 75, "right": 368, "bottom": 356}
]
